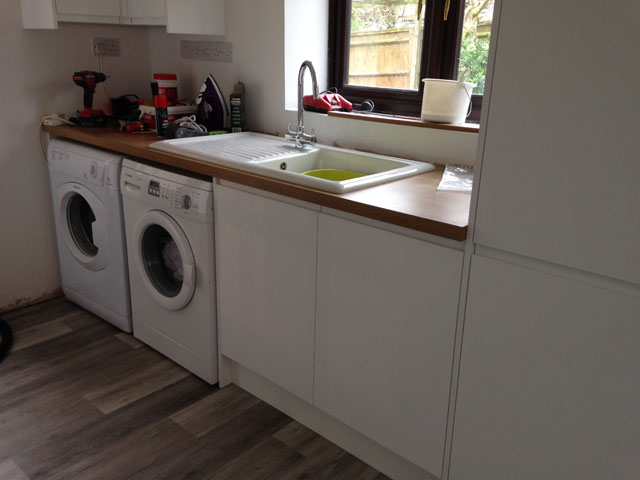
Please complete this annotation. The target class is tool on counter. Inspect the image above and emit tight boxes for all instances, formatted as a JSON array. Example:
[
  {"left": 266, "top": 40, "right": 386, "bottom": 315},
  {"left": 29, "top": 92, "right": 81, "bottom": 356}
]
[
  {"left": 150, "top": 81, "right": 169, "bottom": 136},
  {"left": 154, "top": 95, "right": 169, "bottom": 136},
  {"left": 196, "top": 74, "right": 228, "bottom": 132},
  {"left": 302, "top": 88, "right": 374, "bottom": 114},
  {"left": 111, "top": 94, "right": 145, "bottom": 133},
  {"left": 164, "top": 115, "right": 209, "bottom": 138},
  {"left": 153, "top": 73, "right": 178, "bottom": 104},
  {"left": 139, "top": 103, "right": 197, "bottom": 130},
  {"left": 70, "top": 71, "right": 108, "bottom": 127},
  {"left": 230, "top": 82, "right": 245, "bottom": 133},
  {"left": 111, "top": 94, "right": 140, "bottom": 121}
]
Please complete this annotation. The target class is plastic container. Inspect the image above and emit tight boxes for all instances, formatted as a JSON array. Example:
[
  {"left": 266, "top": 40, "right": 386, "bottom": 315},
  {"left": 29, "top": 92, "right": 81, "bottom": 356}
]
[
  {"left": 154, "top": 95, "right": 169, "bottom": 136},
  {"left": 421, "top": 79, "right": 475, "bottom": 125},
  {"left": 153, "top": 73, "right": 178, "bottom": 104},
  {"left": 139, "top": 104, "right": 197, "bottom": 129}
]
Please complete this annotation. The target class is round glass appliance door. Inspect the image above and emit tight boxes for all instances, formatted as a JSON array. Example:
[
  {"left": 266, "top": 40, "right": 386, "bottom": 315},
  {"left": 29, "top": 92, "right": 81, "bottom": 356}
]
[
  {"left": 67, "top": 193, "right": 98, "bottom": 257},
  {"left": 134, "top": 210, "right": 196, "bottom": 311},
  {"left": 56, "top": 183, "right": 109, "bottom": 271}
]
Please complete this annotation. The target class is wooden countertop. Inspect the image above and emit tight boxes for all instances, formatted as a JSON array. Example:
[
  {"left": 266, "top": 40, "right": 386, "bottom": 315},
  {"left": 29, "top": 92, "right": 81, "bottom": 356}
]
[{"left": 43, "top": 125, "right": 471, "bottom": 241}]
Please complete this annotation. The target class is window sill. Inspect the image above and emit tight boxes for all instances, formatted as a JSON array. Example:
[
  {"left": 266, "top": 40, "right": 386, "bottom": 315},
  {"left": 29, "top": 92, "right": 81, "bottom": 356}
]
[{"left": 327, "top": 111, "right": 479, "bottom": 134}]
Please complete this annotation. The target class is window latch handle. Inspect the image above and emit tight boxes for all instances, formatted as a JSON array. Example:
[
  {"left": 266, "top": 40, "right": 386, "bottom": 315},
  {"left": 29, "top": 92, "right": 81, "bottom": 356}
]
[{"left": 444, "top": 0, "right": 451, "bottom": 21}]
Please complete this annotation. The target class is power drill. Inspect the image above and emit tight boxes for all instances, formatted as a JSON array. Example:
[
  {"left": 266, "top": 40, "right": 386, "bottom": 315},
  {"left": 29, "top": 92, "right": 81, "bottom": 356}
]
[{"left": 71, "top": 71, "right": 108, "bottom": 127}]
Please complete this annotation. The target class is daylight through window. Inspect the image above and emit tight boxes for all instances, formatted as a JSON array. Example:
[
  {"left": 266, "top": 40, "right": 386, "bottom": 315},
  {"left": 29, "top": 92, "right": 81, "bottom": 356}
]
[{"left": 329, "top": 0, "right": 495, "bottom": 118}]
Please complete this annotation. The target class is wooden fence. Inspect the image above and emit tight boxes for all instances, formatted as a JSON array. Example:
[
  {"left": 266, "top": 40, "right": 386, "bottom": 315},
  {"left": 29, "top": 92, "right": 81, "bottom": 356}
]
[{"left": 347, "top": 26, "right": 422, "bottom": 89}]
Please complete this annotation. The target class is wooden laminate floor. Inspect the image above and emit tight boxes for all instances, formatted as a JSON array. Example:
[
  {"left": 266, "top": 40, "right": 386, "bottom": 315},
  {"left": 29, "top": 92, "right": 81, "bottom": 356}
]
[{"left": 0, "top": 298, "right": 390, "bottom": 480}]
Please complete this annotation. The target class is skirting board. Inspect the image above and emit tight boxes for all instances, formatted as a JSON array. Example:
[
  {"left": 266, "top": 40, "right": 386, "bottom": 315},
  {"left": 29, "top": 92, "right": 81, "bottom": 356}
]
[{"left": 224, "top": 357, "right": 438, "bottom": 480}]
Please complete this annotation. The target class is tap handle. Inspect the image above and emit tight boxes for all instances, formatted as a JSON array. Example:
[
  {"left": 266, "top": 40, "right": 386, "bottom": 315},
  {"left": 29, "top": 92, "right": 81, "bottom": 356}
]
[
  {"left": 300, "top": 130, "right": 317, "bottom": 145},
  {"left": 287, "top": 123, "right": 297, "bottom": 136}
]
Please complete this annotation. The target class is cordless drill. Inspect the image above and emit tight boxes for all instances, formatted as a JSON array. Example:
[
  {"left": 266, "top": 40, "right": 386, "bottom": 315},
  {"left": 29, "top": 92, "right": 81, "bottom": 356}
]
[{"left": 72, "top": 71, "right": 108, "bottom": 127}]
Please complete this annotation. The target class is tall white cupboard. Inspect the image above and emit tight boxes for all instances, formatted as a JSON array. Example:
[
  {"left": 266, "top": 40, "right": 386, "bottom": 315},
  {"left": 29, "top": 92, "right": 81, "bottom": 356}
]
[{"left": 451, "top": 1, "right": 640, "bottom": 479}]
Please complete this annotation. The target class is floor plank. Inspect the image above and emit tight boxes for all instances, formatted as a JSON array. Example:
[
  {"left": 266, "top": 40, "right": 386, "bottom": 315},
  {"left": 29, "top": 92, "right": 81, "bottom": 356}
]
[
  {"left": 10, "top": 317, "right": 74, "bottom": 351},
  {"left": 0, "top": 298, "right": 389, "bottom": 479},
  {"left": 16, "top": 376, "right": 212, "bottom": 480},
  {"left": 207, "top": 436, "right": 305, "bottom": 480},
  {"left": 170, "top": 383, "right": 260, "bottom": 437},
  {"left": 115, "top": 332, "right": 145, "bottom": 349},
  {"left": 82, "top": 356, "right": 191, "bottom": 414},
  {"left": 0, "top": 459, "right": 30, "bottom": 480},
  {"left": 273, "top": 421, "right": 319, "bottom": 452},
  {"left": 141, "top": 401, "right": 292, "bottom": 479}
]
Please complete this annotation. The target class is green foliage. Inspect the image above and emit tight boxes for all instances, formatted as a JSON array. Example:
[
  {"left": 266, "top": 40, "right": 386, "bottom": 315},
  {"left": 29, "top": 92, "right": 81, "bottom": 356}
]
[
  {"left": 351, "top": 5, "right": 401, "bottom": 32},
  {"left": 350, "top": 0, "right": 422, "bottom": 33},
  {"left": 458, "top": 34, "right": 490, "bottom": 94}
]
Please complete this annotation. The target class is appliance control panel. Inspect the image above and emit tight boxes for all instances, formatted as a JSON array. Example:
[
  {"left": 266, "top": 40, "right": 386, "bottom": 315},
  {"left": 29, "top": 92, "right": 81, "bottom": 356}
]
[
  {"left": 50, "top": 149, "right": 105, "bottom": 187},
  {"left": 146, "top": 179, "right": 205, "bottom": 218},
  {"left": 122, "top": 168, "right": 211, "bottom": 221}
]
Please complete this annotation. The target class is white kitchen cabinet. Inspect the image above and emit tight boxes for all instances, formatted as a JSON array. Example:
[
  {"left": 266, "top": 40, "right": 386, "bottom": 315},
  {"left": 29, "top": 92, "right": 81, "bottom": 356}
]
[
  {"left": 124, "top": 0, "right": 165, "bottom": 25},
  {"left": 21, "top": 0, "right": 165, "bottom": 26},
  {"left": 166, "top": 0, "right": 225, "bottom": 35},
  {"left": 450, "top": 255, "right": 640, "bottom": 480},
  {"left": 20, "top": 0, "right": 58, "bottom": 28},
  {"left": 473, "top": 0, "right": 640, "bottom": 285},
  {"left": 214, "top": 184, "right": 318, "bottom": 403},
  {"left": 55, "top": 0, "right": 123, "bottom": 24},
  {"left": 314, "top": 214, "right": 463, "bottom": 477},
  {"left": 22, "top": 0, "right": 224, "bottom": 33}
]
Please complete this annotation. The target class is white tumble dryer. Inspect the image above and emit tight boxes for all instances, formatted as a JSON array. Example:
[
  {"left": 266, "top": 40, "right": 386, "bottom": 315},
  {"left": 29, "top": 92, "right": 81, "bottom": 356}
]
[
  {"left": 48, "top": 139, "right": 131, "bottom": 332},
  {"left": 120, "top": 159, "right": 218, "bottom": 384}
]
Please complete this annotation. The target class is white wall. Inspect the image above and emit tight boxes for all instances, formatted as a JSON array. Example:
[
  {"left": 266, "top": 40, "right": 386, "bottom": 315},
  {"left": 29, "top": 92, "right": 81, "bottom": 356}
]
[
  {"left": 147, "top": 0, "right": 478, "bottom": 166},
  {"left": 0, "top": 3, "right": 152, "bottom": 311},
  {"left": 284, "top": 0, "right": 329, "bottom": 110},
  {"left": 2, "top": 0, "right": 478, "bottom": 311}
]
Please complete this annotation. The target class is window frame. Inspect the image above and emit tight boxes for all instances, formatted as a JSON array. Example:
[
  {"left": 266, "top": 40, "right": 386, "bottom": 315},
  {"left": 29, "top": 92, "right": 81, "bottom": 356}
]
[{"left": 328, "top": 0, "right": 482, "bottom": 122}]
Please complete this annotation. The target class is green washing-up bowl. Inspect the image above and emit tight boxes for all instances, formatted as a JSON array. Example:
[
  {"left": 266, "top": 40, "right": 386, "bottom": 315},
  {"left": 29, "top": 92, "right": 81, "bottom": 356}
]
[{"left": 302, "top": 169, "right": 367, "bottom": 181}]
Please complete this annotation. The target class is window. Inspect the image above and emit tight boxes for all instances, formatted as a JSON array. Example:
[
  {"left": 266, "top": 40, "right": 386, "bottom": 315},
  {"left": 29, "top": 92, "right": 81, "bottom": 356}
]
[{"left": 328, "top": 0, "right": 495, "bottom": 122}]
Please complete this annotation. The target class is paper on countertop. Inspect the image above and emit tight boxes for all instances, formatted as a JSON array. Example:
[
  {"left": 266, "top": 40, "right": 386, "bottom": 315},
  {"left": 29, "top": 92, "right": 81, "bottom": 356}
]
[{"left": 437, "top": 165, "right": 473, "bottom": 192}]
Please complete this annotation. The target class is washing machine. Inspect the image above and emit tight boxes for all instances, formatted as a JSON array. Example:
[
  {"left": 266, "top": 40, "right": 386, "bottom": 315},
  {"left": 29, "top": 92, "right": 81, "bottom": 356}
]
[
  {"left": 120, "top": 159, "right": 218, "bottom": 384},
  {"left": 47, "top": 139, "right": 131, "bottom": 332}
]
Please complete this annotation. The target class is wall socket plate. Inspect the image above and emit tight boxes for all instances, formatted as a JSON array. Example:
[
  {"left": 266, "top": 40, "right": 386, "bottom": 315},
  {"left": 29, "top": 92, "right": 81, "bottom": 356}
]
[
  {"left": 180, "top": 40, "right": 233, "bottom": 63},
  {"left": 92, "top": 38, "right": 120, "bottom": 57}
]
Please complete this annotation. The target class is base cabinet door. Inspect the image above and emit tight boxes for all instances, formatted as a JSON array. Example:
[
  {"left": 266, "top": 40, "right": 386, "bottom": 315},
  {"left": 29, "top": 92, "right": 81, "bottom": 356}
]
[
  {"left": 314, "top": 214, "right": 463, "bottom": 477},
  {"left": 215, "top": 184, "right": 317, "bottom": 403},
  {"left": 450, "top": 255, "right": 640, "bottom": 480}
]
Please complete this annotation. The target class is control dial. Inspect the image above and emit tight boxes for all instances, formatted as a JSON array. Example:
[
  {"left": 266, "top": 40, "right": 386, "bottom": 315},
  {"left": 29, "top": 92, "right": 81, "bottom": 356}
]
[{"left": 181, "top": 194, "right": 192, "bottom": 209}]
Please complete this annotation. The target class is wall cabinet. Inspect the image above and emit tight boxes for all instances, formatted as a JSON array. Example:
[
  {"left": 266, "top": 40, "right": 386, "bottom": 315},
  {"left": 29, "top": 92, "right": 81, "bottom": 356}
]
[
  {"left": 20, "top": 0, "right": 225, "bottom": 34},
  {"left": 166, "top": 0, "right": 225, "bottom": 35},
  {"left": 55, "top": 0, "right": 164, "bottom": 25},
  {"left": 450, "top": 255, "right": 640, "bottom": 480},
  {"left": 314, "top": 214, "right": 463, "bottom": 477},
  {"left": 214, "top": 184, "right": 318, "bottom": 403},
  {"left": 55, "top": 0, "right": 122, "bottom": 23},
  {"left": 125, "top": 0, "right": 165, "bottom": 25}
]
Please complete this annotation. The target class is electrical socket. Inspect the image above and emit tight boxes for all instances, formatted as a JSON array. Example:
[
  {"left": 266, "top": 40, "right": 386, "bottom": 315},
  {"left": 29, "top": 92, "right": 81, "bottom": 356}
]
[
  {"left": 92, "top": 38, "right": 120, "bottom": 57},
  {"left": 180, "top": 40, "right": 233, "bottom": 63}
]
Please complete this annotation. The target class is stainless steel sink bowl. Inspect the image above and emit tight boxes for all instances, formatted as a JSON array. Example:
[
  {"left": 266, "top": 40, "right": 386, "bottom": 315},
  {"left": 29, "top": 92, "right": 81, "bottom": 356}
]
[{"left": 150, "top": 133, "right": 434, "bottom": 193}]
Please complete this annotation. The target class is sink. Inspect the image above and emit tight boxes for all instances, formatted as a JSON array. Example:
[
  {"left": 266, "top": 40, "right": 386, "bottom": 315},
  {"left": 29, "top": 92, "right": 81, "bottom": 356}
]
[
  {"left": 252, "top": 145, "right": 434, "bottom": 192},
  {"left": 150, "top": 133, "right": 434, "bottom": 193}
]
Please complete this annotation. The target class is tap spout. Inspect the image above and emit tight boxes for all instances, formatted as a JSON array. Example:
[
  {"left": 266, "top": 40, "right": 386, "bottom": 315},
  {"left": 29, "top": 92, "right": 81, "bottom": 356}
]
[
  {"left": 297, "top": 60, "right": 319, "bottom": 132},
  {"left": 286, "top": 60, "right": 320, "bottom": 149}
]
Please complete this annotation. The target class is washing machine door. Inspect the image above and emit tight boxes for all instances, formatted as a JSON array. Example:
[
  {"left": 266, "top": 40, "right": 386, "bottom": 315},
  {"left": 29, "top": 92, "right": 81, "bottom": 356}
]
[
  {"left": 56, "top": 182, "right": 110, "bottom": 271},
  {"left": 133, "top": 210, "right": 196, "bottom": 311}
]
